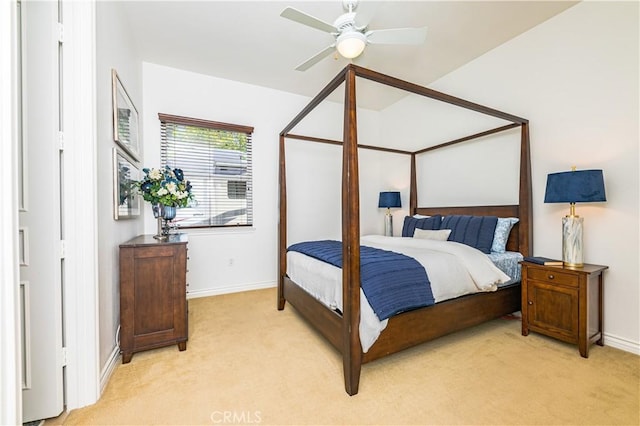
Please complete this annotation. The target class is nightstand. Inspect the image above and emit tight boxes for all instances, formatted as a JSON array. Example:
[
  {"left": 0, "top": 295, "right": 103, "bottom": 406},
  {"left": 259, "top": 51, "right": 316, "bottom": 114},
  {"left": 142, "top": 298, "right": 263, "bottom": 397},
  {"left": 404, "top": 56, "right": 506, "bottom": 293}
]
[{"left": 520, "top": 261, "right": 608, "bottom": 358}]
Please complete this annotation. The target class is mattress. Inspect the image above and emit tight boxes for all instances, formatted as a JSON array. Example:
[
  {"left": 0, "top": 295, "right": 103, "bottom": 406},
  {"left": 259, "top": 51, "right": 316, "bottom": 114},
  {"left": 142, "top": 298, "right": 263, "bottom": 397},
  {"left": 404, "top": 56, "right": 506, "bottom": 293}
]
[{"left": 286, "top": 235, "right": 521, "bottom": 352}]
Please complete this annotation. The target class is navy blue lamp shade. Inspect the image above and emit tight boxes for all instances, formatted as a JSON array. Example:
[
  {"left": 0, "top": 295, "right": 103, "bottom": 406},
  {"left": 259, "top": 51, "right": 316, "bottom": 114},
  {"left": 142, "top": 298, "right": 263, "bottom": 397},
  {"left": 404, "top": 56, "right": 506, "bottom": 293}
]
[
  {"left": 544, "top": 169, "right": 606, "bottom": 204},
  {"left": 378, "top": 191, "right": 402, "bottom": 209},
  {"left": 544, "top": 169, "right": 606, "bottom": 267}
]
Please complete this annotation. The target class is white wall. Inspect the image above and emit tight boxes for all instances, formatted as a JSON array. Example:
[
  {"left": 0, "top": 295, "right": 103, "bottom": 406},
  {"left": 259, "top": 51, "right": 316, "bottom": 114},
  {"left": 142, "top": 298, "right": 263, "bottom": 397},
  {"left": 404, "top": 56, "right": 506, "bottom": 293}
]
[
  {"left": 95, "top": 1, "right": 144, "bottom": 371},
  {"left": 142, "top": 63, "right": 409, "bottom": 297},
  {"left": 387, "top": 2, "right": 639, "bottom": 351}
]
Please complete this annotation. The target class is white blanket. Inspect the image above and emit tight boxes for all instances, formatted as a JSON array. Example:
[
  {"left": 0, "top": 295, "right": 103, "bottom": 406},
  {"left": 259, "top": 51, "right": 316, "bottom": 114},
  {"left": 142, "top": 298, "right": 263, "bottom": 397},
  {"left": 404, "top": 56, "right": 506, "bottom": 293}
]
[{"left": 286, "top": 235, "right": 511, "bottom": 352}]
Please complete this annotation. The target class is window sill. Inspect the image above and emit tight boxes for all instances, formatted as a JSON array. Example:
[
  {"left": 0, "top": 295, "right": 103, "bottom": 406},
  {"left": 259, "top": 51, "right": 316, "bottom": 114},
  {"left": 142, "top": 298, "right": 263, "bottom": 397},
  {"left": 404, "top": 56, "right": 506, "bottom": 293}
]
[{"left": 178, "top": 226, "right": 256, "bottom": 237}]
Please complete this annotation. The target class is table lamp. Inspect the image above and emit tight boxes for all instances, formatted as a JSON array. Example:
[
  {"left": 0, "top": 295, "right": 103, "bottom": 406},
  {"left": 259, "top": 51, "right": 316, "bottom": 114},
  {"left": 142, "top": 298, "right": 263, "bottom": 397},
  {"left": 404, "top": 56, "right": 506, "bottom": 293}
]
[
  {"left": 544, "top": 168, "right": 606, "bottom": 267},
  {"left": 378, "top": 191, "right": 401, "bottom": 237}
]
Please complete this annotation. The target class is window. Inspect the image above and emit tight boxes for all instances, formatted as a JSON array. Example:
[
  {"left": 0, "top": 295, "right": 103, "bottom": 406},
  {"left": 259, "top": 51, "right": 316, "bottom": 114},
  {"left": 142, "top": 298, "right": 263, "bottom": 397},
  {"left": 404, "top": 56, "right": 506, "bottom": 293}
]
[{"left": 159, "top": 113, "right": 254, "bottom": 228}]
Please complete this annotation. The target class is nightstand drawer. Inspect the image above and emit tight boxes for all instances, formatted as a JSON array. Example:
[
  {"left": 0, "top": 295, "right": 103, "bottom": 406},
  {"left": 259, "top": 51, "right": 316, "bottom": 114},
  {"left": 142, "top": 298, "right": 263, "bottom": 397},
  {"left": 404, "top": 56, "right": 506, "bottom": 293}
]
[{"left": 527, "top": 268, "right": 578, "bottom": 287}]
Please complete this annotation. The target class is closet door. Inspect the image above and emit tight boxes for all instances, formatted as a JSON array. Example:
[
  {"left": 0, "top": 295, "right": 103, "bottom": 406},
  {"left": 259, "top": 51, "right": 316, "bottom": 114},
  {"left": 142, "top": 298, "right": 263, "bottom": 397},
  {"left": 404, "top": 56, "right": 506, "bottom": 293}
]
[{"left": 19, "top": 0, "right": 64, "bottom": 421}]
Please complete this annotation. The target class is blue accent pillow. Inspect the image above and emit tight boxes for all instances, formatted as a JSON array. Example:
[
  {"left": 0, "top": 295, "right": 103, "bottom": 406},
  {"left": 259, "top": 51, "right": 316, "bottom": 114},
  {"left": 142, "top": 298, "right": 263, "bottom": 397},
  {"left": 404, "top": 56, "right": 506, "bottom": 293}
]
[
  {"left": 402, "top": 215, "right": 442, "bottom": 237},
  {"left": 491, "top": 217, "right": 519, "bottom": 253},
  {"left": 440, "top": 215, "right": 498, "bottom": 254}
]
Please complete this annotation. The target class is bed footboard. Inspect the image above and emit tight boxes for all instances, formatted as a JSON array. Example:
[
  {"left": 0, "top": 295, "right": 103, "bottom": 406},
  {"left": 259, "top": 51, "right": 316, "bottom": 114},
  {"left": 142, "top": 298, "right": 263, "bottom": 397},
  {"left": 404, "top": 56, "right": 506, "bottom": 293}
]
[{"left": 363, "top": 283, "right": 521, "bottom": 363}]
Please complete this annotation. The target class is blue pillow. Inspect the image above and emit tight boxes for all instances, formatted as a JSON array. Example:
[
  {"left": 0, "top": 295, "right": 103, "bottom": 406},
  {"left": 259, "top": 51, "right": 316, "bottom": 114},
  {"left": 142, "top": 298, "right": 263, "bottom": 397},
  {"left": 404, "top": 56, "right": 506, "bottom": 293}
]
[
  {"left": 402, "top": 215, "right": 442, "bottom": 237},
  {"left": 440, "top": 215, "right": 498, "bottom": 254},
  {"left": 491, "top": 217, "right": 519, "bottom": 253}
]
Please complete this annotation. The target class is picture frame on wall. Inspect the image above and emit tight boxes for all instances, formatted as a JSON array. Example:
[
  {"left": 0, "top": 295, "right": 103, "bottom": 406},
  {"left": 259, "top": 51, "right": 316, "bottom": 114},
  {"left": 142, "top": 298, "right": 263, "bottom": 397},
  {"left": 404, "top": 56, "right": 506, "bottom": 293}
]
[
  {"left": 112, "top": 69, "right": 140, "bottom": 162},
  {"left": 113, "top": 147, "right": 141, "bottom": 220}
]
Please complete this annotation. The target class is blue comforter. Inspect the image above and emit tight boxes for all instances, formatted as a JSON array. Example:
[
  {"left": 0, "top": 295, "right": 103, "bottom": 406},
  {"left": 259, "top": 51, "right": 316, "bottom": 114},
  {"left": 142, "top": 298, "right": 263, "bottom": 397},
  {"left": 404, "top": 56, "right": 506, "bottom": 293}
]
[{"left": 288, "top": 240, "right": 434, "bottom": 320}]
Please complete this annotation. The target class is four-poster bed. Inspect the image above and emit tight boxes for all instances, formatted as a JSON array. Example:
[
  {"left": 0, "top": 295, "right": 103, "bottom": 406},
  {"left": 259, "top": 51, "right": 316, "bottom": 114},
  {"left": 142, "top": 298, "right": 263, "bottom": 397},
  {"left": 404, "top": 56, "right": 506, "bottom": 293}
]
[{"left": 278, "top": 65, "right": 532, "bottom": 395}]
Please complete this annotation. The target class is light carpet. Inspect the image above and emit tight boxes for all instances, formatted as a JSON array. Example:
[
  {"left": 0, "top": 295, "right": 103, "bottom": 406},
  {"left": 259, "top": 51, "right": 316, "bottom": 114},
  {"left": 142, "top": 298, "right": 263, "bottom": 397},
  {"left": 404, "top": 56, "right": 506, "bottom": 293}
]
[{"left": 51, "top": 287, "right": 639, "bottom": 425}]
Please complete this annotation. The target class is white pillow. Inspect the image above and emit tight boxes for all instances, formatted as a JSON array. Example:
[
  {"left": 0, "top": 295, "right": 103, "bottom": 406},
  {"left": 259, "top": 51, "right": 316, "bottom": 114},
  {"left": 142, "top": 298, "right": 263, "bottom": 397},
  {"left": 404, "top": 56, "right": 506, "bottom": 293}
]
[
  {"left": 412, "top": 214, "right": 430, "bottom": 219},
  {"left": 413, "top": 228, "right": 452, "bottom": 241}
]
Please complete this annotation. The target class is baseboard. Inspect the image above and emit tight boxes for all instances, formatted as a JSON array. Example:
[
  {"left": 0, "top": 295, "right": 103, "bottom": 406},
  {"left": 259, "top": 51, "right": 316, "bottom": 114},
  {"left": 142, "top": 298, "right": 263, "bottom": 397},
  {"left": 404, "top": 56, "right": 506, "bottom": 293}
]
[
  {"left": 604, "top": 332, "right": 640, "bottom": 355},
  {"left": 99, "top": 345, "right": 120, "bottom": 395},
  {"left": 187, "top": 280, "right": 276, "bottom": 299}
]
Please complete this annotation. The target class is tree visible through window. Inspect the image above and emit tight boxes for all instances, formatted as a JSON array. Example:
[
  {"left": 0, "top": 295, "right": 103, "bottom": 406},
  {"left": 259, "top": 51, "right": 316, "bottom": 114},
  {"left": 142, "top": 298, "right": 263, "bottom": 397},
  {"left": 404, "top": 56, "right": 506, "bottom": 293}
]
[{"left": 159, "top": 113, "right": 254, "bottom": 228}]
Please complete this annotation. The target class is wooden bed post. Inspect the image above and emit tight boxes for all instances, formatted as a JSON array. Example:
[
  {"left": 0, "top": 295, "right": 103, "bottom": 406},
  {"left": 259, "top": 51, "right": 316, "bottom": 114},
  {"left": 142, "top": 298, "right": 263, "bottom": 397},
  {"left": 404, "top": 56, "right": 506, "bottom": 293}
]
[
  {"left": 410, "top": 153, "right": 417, "bottom": 215},
  {"left": 278, "top": 134, "right": 287, "bottom": 310},
  {"left": 519, "top": 123, "right": 533, "bottom": 256},
  {"left": 342, "top": 65, "right": 362, "bottom": 396}
]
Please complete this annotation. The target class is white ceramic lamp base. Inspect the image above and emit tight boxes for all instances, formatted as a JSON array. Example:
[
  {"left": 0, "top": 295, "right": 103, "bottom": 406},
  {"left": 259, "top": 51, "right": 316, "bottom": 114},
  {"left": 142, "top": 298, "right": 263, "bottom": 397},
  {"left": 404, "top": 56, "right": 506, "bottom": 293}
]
[{"left": 562, "top": 215, "right": 584, "bottom": 267}]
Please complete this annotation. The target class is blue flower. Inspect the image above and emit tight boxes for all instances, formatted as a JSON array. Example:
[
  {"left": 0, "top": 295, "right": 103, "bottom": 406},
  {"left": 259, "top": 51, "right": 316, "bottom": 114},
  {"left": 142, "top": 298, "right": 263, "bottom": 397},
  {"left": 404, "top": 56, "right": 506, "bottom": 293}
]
[{"left": 174, "top": 168, "right": 184, "bottom": 181}]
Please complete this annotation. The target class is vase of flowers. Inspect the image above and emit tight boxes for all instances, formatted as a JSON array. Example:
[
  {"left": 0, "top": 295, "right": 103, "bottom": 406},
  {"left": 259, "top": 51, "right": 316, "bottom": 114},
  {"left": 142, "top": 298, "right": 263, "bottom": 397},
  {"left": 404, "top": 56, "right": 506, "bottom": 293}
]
[{"left": 136, "top": 166, "right": 193, "bottom": 239}]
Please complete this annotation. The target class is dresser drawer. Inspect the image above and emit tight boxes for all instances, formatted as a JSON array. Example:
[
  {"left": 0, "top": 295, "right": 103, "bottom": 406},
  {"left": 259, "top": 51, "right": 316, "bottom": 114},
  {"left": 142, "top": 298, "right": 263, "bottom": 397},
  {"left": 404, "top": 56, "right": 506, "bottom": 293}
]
[{"left": 527, "top": 268, "right": 578, "bottom": 287}]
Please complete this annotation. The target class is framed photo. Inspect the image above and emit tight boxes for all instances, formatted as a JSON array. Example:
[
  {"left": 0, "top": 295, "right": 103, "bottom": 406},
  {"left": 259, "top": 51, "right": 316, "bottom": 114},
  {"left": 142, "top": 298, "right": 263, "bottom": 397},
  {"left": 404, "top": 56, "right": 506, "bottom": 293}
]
[
  {"left": 113, "top": 147, "right": 141, "bottom": 220},
  {"left": 112, "top": 69, "right": 140, "bottom": 161}
]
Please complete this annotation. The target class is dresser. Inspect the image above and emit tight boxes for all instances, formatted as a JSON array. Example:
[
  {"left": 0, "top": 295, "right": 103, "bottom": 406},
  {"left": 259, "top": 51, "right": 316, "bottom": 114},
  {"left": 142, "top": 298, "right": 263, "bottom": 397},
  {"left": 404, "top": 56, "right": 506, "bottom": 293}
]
[
  {"left": 119, "top": 234, "right": 188, "bottom": 363},
  {"left": 521, "top": 261, "right": 608, "bottom": 358}
]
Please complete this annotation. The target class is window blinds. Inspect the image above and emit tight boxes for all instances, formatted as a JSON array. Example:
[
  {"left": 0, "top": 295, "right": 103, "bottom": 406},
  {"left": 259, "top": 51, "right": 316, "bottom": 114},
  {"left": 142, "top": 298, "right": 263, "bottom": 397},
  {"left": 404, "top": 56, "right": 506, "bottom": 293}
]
[{"left": 159, "top": 113, "right": 254, "bottom": 228}]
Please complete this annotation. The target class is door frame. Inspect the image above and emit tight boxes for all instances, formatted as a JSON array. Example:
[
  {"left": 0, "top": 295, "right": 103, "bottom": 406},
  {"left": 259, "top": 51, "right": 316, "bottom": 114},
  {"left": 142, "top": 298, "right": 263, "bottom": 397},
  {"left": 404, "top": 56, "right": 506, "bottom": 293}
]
[
  {"left": 1, "top": 1, "right": 100, "bottom": 423},
  {"left": 60, "top": 0, "right": 100, "bottom": 411}
]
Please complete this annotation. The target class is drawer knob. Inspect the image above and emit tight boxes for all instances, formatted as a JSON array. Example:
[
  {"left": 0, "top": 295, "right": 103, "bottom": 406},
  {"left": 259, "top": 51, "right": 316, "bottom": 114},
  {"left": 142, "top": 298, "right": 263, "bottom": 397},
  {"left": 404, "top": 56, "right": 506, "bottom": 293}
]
[
  {"left": 528, "top": 300, "right": 533, "bottom": 305},
  {"left": 548, "top": 274, "right": 555, "bottom": 280}
]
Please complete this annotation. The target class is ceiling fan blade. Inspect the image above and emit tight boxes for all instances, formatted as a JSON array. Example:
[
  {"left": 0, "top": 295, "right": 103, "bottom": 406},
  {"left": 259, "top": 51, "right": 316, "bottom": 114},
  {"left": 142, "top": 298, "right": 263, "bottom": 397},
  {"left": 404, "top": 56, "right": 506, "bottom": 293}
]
[
  {"left": 367, "top": 27, "right": 428, "bottom": 45},
  {"left": 280, "top": 7, "right": 336, "bottom": 33},
  {"left": 354, "top": 1, "right": 379, "bottom": 29},
  {"left": 295, "top": 45, "right": 336, "bottom": 71}
]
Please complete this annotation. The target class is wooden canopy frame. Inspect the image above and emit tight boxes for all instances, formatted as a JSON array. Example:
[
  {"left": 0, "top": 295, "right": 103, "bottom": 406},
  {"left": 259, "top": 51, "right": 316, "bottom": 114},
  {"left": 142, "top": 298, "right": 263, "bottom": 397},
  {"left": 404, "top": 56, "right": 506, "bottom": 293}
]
[{"left": 278, "top": 64, "right": 532, "bottom": 395}]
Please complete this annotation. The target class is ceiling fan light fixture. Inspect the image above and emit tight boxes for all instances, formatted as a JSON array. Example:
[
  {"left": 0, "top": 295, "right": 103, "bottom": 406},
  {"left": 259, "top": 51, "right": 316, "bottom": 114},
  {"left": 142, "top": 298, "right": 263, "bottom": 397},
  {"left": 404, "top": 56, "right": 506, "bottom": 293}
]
[
  {"left": 336, "top": 31, "right": 366, "bottom": 59},
  {"left": 280, "top": 3, "right": 428, "bottom": 71}
]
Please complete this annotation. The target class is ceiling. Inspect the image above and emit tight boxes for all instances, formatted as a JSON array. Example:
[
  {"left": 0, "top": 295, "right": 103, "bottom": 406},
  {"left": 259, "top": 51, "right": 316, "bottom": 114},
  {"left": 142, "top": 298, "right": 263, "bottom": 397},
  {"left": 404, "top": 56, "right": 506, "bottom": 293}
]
[{"left": 120, "top": 1, "right": 577, "bottom": 111}]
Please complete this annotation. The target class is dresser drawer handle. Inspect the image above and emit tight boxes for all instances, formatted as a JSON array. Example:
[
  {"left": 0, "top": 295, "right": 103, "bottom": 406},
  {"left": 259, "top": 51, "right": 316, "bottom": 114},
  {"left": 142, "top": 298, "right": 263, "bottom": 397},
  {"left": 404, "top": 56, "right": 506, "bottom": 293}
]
[
  {"left": 528, "top": 301, "right": 533, "bottom": 305},
  {"left": 548, "top": 274, "right": 555, "bottom": 280}
]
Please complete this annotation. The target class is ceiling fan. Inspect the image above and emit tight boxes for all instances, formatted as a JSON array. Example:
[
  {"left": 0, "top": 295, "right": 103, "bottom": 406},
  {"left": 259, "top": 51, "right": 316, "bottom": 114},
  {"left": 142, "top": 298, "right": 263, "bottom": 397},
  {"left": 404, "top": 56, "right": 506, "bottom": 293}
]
[{"left": 281, "top": 0, "right": 427, "bottom": 71}]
